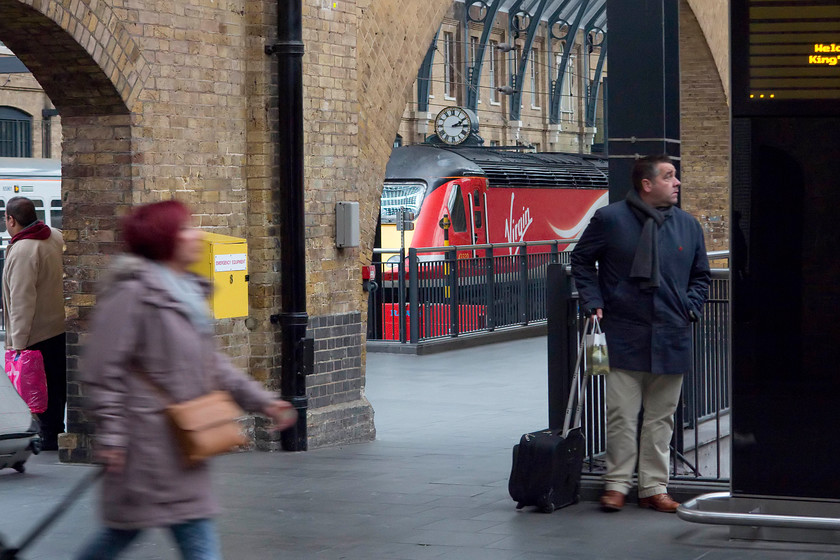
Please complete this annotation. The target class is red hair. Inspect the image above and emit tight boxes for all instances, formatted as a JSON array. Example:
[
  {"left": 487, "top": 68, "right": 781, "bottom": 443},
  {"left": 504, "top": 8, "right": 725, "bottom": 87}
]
[{"left": 122, "top": 200, "right": 192, "bottom": 261}]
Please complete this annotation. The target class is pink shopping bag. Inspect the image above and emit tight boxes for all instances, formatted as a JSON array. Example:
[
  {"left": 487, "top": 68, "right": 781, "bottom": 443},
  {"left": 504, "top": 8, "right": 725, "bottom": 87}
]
[{"left": 5, "top": 349, "right": 48, "bottom": 414}]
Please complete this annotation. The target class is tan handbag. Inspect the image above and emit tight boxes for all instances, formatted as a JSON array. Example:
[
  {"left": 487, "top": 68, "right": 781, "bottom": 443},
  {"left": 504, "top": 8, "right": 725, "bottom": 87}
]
[
  {"left": 164, "top": 390, "right": 249, "bottom": 467},
  {"left": 137, "top": 369, "right": 249, "bottom": 468}
]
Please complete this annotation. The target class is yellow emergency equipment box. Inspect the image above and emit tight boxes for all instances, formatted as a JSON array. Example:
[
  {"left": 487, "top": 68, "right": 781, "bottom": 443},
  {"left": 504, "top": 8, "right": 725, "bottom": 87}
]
[{"left": 188, "top": 232, "right": 249, "bottom": 319}]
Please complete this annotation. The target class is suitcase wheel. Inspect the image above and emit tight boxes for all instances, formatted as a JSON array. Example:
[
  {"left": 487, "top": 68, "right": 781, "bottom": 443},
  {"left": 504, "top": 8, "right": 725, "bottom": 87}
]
[
  {"left": 539, "top": 489, "right": 555, "bottom": 514},
  {"left": 515, "top": 502, "right": 525, "bottom": 510},
  {"left": 12, "top": 462, "right": 25, "bottom": 474},
  {"left": 540, "top": 503, "right": 555, "bottom": 514}
]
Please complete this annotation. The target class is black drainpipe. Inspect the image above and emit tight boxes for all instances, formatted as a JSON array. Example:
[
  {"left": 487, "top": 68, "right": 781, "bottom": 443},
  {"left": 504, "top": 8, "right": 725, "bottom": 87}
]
[{"left": 266, "top": 0, "right": 313, "bottom": 451}]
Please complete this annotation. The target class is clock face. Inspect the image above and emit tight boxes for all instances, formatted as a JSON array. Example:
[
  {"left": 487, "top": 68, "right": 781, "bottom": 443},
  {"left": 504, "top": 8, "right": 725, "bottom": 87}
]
[{"left": 435, "top": 107, "right": 471, "bottom": 145}]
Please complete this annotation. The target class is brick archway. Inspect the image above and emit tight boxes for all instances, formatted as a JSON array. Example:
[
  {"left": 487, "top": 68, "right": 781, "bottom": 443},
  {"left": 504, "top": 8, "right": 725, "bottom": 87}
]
[
  {"left": 0, "top": 0, "right": 149, "bottom": 116},
  {"left": 0, "top": 0, "right": 140, "bottom": 460},
  {"left": 679, "top": 0, "right": 730, "bottom": 251},
  {"left": 353, "top": 1, "right": 453, "bottom": 272},
  {"left": 297, "top": 0, "right": 453, "bottom": 446}
]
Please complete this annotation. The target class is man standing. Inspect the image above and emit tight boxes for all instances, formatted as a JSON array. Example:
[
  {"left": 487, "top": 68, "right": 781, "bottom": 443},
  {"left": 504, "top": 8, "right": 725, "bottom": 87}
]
[
  {"left": 3, "top": 196, "right": 66, "bottom": 450},
  {"left": 570, "top": 155, "right": 710, "bottom": 513}
]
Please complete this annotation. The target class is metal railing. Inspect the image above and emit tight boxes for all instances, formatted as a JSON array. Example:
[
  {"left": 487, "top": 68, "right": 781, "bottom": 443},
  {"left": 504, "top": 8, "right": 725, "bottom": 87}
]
[
  {"left": 554, "top": 253, "right": 731, "bottom": 482},
  {"left": 368, "top": 240, "right": 572, "bottom": 343},
  {"left": 369, "top": 242, "right": 731, "bottom": 482}
]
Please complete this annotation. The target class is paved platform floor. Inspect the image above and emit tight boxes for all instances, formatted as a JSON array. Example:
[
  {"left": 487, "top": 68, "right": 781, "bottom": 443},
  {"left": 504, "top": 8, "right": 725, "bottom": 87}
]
[{"left": 2, "top": 338, "right": 839, "bottom": 559}]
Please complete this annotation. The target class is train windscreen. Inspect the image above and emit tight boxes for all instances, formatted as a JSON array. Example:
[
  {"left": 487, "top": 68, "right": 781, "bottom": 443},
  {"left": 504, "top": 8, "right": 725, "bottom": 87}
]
[{"left": 381, "top": 182, "right": 425, "bottom": 222}]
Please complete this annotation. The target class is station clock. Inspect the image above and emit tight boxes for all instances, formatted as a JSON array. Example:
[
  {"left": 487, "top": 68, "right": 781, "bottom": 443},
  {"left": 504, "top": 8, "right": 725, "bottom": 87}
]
[{"left": 434, "top": 106, "right": 478, "bottom": 145}]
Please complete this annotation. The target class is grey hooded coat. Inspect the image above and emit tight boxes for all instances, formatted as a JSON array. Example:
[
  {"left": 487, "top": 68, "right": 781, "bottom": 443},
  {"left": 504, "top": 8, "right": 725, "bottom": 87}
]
[{"left": 82, "top": 255, "right": 275, "bottom": 529}]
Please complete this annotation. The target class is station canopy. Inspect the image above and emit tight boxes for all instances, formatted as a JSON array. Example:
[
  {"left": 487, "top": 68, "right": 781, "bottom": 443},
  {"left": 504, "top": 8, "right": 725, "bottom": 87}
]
[{"left": 455, "top": 0, "right": 607, "bottom": 33}]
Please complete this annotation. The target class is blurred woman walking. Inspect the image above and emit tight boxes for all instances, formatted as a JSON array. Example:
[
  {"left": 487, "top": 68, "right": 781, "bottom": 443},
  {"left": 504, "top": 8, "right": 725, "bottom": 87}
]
[{"left": 76, "top": 200, "right": 296, "bottom": 560}]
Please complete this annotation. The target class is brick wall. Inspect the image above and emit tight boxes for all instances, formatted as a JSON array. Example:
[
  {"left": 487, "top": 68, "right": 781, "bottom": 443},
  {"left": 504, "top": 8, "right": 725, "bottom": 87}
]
[
  {"left": 680, "top": 0, "right": 730, "bottom": 252},
  {"left": 686, "top": 0, "right": 729, "bottom": 102},
  {"left": 0, "top": 0, "right": 732, "bottom": 459},
  {"left": 61, "top": 112, "right": 134, "bottom": 462},
  {"left": 304, "top": 312, "right": 374, "bottom": 447},
  {"left": 1, "top": 0, "right": 452, "bottom": 457}
]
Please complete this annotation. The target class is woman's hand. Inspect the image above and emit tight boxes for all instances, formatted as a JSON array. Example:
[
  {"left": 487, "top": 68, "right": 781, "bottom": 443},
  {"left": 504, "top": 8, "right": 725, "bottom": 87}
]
[
  {"left": 96, "top": 447, "right": 127, "bottom": 474},
  {"left": 263, "top": 400, "right": 298, "bottom": 432}
]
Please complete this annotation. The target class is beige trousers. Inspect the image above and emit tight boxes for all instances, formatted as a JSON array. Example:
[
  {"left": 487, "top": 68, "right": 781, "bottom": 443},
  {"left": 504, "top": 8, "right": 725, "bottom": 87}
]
[{"left": 604, "top": 368, "right": 684, "bottom": 498}]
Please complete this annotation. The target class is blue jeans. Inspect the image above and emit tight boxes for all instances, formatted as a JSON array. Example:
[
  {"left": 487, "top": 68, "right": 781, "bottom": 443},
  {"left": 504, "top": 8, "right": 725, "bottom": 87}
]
[{"left": 75, "top": 518, "right": 222, "bottom": 560}]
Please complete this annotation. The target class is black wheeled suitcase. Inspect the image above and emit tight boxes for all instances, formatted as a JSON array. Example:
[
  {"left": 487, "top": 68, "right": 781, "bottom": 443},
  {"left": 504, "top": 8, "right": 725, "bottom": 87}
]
[
  {"left": 508, "top": 427, "right": 586, "bottom": 512},
  {"left": 508, "top": 317, "right": 592, "bottom": 513}
]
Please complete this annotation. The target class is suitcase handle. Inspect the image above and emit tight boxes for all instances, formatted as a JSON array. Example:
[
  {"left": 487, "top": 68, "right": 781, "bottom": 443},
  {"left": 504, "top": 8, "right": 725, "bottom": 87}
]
[
  {"left": 1, "top": 468, "right": 104, "bottom": 559},
  {"left": 562, "top": 316, "right": 590, "bottom": 438}
]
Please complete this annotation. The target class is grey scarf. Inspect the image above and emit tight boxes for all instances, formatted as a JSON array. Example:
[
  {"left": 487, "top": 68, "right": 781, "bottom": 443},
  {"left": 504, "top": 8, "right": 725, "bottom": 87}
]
[
  {"left": 625, "top": 189, "right": 673, "bottom": 290},
  {"left": 153, "top": 263, "right": 215, "bottom": 335}
]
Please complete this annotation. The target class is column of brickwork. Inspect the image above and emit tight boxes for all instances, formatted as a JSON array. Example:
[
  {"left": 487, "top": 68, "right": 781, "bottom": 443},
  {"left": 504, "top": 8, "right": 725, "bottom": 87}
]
[
  {"left": 685, "top": 0, "right": 729, "bottom": 102},
  {"left": 60, "top": 113, "right": 135, "bottom": 463},
  {"left": 127, "top": 0, "right": 256, "bottom": 373},
  {"left": 301, "top": 0, "right": 372, "bottom": 447},
  {"left": 295, "top": 0, "right": 451, "bottom": 447},
  {"left": 679, "top": 0, "right": 730, "bottom": 252},
  {"left": 243, "top": 0, "right": 285, "bottom": 449},
  {"left": 56, "top": 0, "right": 260, "bottom": 457}
]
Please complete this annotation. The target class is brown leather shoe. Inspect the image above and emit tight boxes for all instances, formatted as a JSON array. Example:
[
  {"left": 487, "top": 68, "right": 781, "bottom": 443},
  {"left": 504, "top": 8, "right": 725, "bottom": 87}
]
[
  {"left": 638, "top": 493, "right": 680, "bottom": 513},
  {"left": 600, "top": 490, "right": 625, "bottom": 512}
]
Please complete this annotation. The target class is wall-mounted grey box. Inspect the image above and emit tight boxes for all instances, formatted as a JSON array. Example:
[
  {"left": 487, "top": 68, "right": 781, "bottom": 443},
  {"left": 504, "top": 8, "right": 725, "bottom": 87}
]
[{"left": 335, "top": 201, "right": 360, "bottom": 248}]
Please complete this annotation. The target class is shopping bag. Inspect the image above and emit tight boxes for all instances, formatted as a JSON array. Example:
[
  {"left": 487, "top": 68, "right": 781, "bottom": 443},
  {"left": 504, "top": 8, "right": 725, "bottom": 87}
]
[
  {"left": 5, "top": 349, "right": 48, "bottom": 413},
  {"left": 584, "top": 317, "right": 609, "bottom": 376}
]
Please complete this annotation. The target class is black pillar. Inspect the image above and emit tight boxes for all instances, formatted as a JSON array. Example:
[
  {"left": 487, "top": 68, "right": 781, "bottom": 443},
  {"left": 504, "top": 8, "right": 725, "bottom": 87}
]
[
  {"left": 605, "top": 0, "right": 680, "bottom": 202},
  {"left": 266, "top": 0, "right": 311, "bottom": 451},
  {"left": 546, "top": 264, "right": 577, "bottom": 430},
  {"left": 730, "top": 2, "right": 840, "bottom": 500}
]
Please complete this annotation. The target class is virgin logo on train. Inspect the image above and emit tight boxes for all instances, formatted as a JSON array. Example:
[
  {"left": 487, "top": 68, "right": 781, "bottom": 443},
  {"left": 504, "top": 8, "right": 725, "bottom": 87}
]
[
  {"left": 503, "top": 193, "right": 533, "bottom": 252},
  {"left": 380, "top": 145, "right": 609, "bottom": 255}
]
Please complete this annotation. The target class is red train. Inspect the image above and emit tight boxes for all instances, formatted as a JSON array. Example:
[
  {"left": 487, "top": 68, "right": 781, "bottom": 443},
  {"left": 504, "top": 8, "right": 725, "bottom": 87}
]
[
  {"left": 373, "top": 145, "right": 609, "bottom": 341},
  {"left": 380, "top": 145, "right": 609, "bottom": 256}
]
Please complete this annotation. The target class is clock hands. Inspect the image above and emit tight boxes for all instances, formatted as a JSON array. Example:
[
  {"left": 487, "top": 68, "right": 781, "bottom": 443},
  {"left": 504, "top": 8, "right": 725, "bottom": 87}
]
[{"left": 435, "top": 107, "right": 475, "bottom": 144}]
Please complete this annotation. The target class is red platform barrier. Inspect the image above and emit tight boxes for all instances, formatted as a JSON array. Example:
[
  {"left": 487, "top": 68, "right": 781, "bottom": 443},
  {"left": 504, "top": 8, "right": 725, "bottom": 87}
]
[{"left": 381, "top": 303, "right": 486, "bottom": 340}]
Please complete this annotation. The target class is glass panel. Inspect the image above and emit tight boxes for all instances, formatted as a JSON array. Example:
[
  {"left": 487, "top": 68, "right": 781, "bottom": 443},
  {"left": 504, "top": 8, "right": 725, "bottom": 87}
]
[
  {"left": 448, "top": 184, "right": 467, "bottom": 233},
  {"left": 0, "top": 117, "right": 32, "bottom": 157},
  {"left": 50, "top": 199, "right": 62, "bottom": 229},
  {"left": 380, "top": 183, "right": 425, "bottom": 221},
  {"left": 490, "top": 41, "right": 498, "bottom": 103},
  {"left": 32, "top": 199, "right": 45, "bottom": 224}
]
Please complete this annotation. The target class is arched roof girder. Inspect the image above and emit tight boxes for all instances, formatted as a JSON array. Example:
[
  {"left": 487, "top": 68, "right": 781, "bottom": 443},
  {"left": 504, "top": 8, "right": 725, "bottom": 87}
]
[
  {"left": 417, "top": 31, "right": 439, "bottom": 114},
  {"left": 450, "top": 0, "right": 607, "bottom": 124},
  {"left": 464, "top": 0, "right": 506, "bottom": 112},
  {"left": 508, "top": 0, "right": 553, "bottom": 121},
  {"left": 583, "top": 4, "right": 607, "bottom": 127},
  {"left": 548, "top": 0, "right": 592, "bottom": 124}
]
